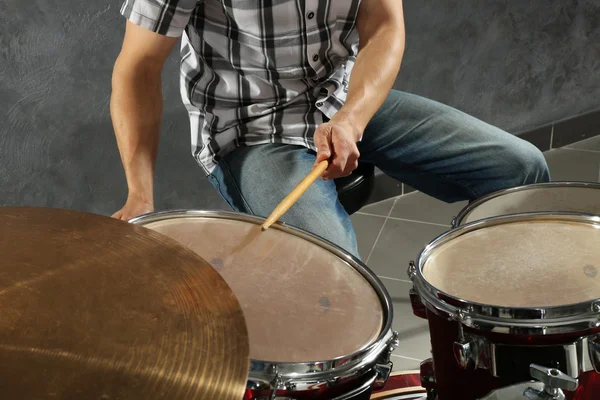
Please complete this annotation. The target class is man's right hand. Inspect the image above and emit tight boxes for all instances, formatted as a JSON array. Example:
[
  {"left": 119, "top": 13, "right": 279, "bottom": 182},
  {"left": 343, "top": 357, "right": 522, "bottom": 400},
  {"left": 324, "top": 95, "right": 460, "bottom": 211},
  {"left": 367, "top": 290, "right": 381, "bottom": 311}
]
[{"left": 111, "top": 194, "right": 154, "bottom": 221}]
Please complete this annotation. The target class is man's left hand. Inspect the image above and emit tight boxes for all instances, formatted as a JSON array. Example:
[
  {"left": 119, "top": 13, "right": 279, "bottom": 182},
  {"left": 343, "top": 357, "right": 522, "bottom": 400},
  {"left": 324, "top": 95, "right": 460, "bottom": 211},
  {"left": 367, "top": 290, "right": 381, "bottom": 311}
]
[{"left": 313, "top": 113, "right": 363, "bottom": 180}]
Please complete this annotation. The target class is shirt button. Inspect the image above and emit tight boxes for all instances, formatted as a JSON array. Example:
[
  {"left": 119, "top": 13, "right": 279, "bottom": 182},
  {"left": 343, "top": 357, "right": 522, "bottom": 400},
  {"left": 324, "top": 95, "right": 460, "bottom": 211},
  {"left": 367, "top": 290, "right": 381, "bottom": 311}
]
[
  {"left": 316, "top": 102, "right": 324, "bottom": 107},
  {"left": 312, "top": 54, "right": 319, "bottom": 62},
  {"left": 307, "top": 11, "right": 315, "bottom": 19}
]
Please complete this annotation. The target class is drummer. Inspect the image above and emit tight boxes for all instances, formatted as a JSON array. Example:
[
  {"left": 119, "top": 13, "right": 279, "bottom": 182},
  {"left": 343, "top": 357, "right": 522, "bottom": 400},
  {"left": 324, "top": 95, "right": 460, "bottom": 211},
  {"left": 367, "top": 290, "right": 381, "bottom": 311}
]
[{"left": 110, "top": 0, "right": 550, "bottom": 259}]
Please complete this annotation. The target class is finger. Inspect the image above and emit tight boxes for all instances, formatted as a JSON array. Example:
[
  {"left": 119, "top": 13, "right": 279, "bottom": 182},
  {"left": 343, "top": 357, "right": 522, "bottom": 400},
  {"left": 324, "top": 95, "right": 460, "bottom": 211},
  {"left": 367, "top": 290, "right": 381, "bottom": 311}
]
[
  {"left": 342, "top": 148, "right": 360, "bottom": 175},
  {"left": 324, "top": 132, "right": 351, "bottom": 179},
  {"left": 313, "top": 125, "right": 332, "bottom": 166},
  {"left": 111, "top": 210, "right": 123, "bottom": 219}
]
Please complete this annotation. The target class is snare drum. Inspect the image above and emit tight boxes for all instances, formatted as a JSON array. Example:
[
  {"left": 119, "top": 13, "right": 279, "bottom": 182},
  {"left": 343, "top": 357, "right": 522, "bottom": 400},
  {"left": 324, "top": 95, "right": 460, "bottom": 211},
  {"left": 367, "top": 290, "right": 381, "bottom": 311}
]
[
  {"left": 408, "top": 212, "right": 600, "bottom": 400},
  {"left": 452, "top": 182, "right": 600, "bottom": 227},
  {"left": 130, "top": 210, "right": 399, "bottom": 400}
]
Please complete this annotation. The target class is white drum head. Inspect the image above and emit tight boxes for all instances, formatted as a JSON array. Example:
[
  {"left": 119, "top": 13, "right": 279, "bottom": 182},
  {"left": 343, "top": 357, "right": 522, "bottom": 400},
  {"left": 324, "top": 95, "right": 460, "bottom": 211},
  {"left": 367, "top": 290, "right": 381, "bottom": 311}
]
[
  {"left": 458, "top": 184, "right": 600, "bottom": 226},
  {"left": 423, "top": 219, "right": 600, "bottom": 307},
  {"left": 138, "top": 215, "right": 385, "bottom": 363}
]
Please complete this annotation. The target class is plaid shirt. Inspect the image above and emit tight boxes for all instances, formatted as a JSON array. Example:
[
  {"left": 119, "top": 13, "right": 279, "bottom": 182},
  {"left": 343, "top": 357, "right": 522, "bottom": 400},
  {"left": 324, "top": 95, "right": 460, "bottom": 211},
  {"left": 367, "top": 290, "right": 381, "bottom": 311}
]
[{"left": 120, "top": 0, "right": 361, "bottom": 173}]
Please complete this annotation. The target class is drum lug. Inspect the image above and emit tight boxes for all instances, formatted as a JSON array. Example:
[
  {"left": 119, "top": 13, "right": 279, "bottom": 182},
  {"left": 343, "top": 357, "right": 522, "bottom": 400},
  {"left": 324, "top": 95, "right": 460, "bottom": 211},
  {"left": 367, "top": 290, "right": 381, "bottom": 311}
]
[
  {"left": 589, "top": 335, "right": 600, "bottom": 373},
  {"left": 373, "top": 361, "right": 393, "bottom": 390},
  {"left": 453, "top": 339, "right": 478, "bottom": 370},
  {"left": 409, "top": 289, "right": 428, "bottom": 319},
  {"left": 407, "top": 261, "right": 417, "bottom": 281},
  {"left": 529, "top": 364, "right": 579, "bottom": 399},
  {"left": 372, "top": 331, "right": 400, "bottom": 390}
]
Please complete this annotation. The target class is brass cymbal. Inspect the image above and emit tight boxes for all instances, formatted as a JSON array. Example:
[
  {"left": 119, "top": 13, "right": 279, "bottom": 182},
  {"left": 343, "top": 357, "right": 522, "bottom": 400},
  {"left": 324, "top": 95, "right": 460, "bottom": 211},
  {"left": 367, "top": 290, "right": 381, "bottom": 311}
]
[{"left": 0, "top": 207, "right": 249, "bottom": 400}]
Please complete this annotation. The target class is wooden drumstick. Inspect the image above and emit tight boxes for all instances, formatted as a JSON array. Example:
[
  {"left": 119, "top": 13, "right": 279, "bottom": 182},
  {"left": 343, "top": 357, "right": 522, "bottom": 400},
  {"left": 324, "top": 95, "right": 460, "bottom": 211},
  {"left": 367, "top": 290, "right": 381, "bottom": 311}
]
[{"left": 261, "top": 160, "right": 329, "bottom": 231}]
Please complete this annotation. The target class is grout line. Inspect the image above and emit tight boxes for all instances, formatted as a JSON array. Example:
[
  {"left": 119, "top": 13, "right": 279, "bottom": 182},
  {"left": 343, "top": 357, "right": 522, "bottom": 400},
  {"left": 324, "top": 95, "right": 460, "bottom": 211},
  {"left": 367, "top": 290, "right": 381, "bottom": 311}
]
[
  {"left": 391, "top": 354, "right": 423, "bottom": 362},
  {"left": 549, "top": 124, "right": 554, "bottom": 149},
  {"left": 355, "top": 211, "right": 388, "bottom": 218},
  {"left": 365, "top": 199, "right": 397, "bottom": 264},
  {"left": 379, "top": 276, "right": 413, "bottom": 284},
  {"left": 385, "top": 216, "right": 451, "bottom": 228},
  {"left": 561, "top": 147, "right": 600, "bottom": 154}
]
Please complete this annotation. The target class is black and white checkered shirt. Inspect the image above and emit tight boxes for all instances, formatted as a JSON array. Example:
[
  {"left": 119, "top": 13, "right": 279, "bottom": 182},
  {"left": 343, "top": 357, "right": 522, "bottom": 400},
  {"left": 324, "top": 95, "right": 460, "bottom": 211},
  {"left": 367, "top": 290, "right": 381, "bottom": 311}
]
[{"left": 120, "top": 0, "right": 361, "bottom": 174}]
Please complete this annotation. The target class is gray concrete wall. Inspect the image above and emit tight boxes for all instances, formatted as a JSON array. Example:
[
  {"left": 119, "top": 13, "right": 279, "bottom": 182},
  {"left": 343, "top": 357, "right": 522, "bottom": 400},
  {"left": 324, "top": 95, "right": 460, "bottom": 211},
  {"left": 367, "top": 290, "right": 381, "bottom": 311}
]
[{"left": 1, "top": 0, "right": 599, "bottom": 213}]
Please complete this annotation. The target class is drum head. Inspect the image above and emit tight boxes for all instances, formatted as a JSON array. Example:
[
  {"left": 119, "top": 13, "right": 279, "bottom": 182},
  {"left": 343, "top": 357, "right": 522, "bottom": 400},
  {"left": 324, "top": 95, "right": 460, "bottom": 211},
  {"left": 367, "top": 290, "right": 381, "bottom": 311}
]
[
  {"left": 135, "top": 213, "right": 385, "bottom": 363},
  {"left": 422, "top": 218, "right": 600, "bottom": 308},
  {"left": 456, "top": 183, "right": 600, "bottom": 226}
]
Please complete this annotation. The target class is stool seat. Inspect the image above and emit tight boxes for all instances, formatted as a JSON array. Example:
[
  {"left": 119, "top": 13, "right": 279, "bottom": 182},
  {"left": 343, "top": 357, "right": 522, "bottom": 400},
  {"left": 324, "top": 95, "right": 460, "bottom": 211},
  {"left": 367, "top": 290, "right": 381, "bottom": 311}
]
[{"left": 335, "top": 162, "right": 375, "bottom": 215}]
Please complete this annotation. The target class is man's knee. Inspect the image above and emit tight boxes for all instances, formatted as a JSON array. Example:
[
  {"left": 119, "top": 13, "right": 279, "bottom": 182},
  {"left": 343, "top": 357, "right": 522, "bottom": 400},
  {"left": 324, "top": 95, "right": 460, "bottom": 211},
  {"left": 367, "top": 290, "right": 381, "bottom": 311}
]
[{"left": 506, "top": 141, "right": 550, "bottom": 185}]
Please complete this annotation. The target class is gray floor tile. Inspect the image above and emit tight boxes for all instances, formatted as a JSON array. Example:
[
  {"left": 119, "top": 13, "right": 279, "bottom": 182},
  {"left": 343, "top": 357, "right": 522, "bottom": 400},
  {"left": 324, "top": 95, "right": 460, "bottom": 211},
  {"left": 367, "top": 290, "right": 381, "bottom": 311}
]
[
  {"left": 350, "top": 213, "right": 386, "bottom": 260},
  {"left": 366, "top": 219, "right": 448, "bottom": 280},
  {"left": 391, "top": 354, "right": 422, "bottom": 372},
  {"left": 544, "top": 148, "right": 600, "bottom": 182},
  {"left": 358, "top": 198, "right": 396, "bottom": 216},
  {"left": 390, "top": 192, "right": 467, "bottom": 225},
  {"left": 381, "top": 278, "right": 432, "bottom": 362},
  {"left": 565, "top": 135, "right": 600, "bottom": 152}
]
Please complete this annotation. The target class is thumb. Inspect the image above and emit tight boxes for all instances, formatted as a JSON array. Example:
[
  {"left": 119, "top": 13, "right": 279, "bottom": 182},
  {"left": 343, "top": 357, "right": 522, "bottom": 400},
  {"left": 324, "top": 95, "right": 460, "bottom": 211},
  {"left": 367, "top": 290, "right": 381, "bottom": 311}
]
[{"left": 314, "top": 125, "right": 332, "bottom": 166}]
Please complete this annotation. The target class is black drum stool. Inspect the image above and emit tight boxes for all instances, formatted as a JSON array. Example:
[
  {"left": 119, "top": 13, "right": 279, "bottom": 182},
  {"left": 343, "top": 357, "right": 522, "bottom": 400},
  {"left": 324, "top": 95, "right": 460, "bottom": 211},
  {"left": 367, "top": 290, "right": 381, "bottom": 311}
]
[{"left": 335, "top": 162, "right": 375, "bottom": 215}]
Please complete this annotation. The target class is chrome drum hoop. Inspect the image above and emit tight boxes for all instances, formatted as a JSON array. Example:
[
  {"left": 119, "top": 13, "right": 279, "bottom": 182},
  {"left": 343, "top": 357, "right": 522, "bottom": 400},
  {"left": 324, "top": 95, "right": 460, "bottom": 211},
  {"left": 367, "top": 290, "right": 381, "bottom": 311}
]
[
  {"left": 129, "top": 210, "right": 397, "bottom": 388},
  {"left": 410, "top": 212, "right": 600, "bottom": 335},
  {"left": 452, "top": 181, "right": 600, "bottom": 228}
]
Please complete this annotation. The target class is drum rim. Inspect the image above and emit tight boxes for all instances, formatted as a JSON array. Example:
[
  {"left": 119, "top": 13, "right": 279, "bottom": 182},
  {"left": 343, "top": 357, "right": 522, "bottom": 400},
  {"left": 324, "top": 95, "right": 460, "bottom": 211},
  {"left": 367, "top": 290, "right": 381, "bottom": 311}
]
[
  {"left": 452, "top": 181, "right": 600, "bottom": 228},
  {"left": 411, "top": 211, "right": 600, "bottom": 335},
  {"left": 129, "top": 209, "right": 396, "bottom": 383}
]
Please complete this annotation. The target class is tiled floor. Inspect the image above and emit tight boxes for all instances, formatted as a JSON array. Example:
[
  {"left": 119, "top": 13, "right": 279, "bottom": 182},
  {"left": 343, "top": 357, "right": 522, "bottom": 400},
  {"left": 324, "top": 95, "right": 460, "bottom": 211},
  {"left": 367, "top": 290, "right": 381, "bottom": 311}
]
[{"left": 351, "top": 135, "right": 600, "bottom": 371}]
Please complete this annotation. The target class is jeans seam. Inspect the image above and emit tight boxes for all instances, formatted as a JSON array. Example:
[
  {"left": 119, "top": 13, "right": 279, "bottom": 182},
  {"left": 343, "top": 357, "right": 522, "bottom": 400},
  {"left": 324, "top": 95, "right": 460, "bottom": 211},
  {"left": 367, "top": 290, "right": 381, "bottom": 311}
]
[{"left": 219, "top": 159, "right": 256, "bottom": 214}]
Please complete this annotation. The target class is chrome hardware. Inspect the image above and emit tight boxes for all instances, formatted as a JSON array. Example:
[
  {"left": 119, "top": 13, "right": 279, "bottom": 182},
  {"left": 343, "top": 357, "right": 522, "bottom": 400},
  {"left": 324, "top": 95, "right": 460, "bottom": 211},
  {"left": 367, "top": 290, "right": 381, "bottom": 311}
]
[
  {"left": 589, "top": 335, "right": 600, "bottom": 373},
  {"left": 452, "top": 311, "right": 481, "bottom": 370},
  {"left": 477, "top": 365, "right": 579, "bottom": 400},
  {"left": 592, "top": 301, "right": 600, "bottom": 313},
  {"left": 449, "top": 329, "right": 598, "bottom": 378},
  {"left": 373, "top": 362, "right": 392, "bottom": 390},
  {"left": 269, "top": 370, "right": 284, "bottom": 400},
  {"left": 373, "top": 331, "right": 400, "bottom": 389},
  {"left": 529, "top": 364, "right": 578, "bottom": 399},
  {"left": 453, "top": 339, "right": 478, "bottom": 370},
  {"left": 390, "top": 330, "right": 400, "bottom": 349},
  {"left": 407, "top": 261, "right": 417, "bottom": 281}
]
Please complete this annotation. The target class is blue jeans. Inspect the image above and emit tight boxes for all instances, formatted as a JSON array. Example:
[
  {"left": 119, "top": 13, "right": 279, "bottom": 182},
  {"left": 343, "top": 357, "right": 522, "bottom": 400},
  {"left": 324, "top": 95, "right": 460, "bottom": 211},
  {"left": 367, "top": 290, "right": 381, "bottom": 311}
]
[{"left": 208, "top": 90, "right": 550, "bottom": 259}]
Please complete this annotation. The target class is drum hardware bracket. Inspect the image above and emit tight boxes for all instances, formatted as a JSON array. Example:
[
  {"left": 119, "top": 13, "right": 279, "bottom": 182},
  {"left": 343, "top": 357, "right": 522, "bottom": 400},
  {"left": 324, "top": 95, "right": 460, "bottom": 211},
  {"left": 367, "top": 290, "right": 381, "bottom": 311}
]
[
  {"left": 529, "top": 364, "right": 578, "bottom": 400},
  {"left": 478, "top": 365, "right": 579, "bottom": 400},
  {"left": 407, "top": 261, "right": 417, "bottom": 281},
  {"left": 451, "top": 328, "right": 599, "bottom": 379},
  {"left": 452, "top": 311, "right": 487, "bottom": 371},
  {"left": 268, "top": 367, "right": 285, "bottom": 400},
  {"left": 373, "top": 331, "right": 401, "bottom": 390},
  {"left": 589, "top": 334, "right": 600, "bottom": 373},
  {"left": 591, "top": 300, "right": 600, "bottom": 314}
]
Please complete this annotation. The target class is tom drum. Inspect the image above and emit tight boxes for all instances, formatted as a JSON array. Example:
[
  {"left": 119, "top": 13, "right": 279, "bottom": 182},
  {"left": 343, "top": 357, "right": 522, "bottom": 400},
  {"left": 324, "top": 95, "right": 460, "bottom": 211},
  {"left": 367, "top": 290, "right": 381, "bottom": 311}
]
[
  {"left": 130, "top": 210, "right": 399, "bottom": 400},
  {"left": 408, "top": 212, "right": 600, "bottom": 400}
]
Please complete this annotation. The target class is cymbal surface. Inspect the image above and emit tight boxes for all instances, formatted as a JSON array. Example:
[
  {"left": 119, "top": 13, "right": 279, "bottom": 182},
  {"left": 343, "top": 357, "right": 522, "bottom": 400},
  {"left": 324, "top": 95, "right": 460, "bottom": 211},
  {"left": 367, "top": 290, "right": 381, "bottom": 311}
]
[{"left": 0, "top": 207, "right": 249, "bottom": 399}]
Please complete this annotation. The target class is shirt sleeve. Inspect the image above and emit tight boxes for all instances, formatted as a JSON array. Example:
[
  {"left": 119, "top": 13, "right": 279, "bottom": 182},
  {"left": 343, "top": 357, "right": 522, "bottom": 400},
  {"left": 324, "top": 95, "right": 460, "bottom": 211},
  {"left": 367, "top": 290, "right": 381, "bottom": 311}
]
[{"left": 120, "top": 0, "right": 198, "bottom": 38}]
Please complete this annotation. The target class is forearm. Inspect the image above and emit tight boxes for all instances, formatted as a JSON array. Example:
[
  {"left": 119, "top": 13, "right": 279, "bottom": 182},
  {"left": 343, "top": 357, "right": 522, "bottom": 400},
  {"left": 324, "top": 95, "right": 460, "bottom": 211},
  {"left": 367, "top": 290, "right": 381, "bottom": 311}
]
[
  {"left": 336, "top": 27, "right": 405, "bottom": 131},
  {"left": 110, "top": 57, "right": 163, "bottom": 203}
]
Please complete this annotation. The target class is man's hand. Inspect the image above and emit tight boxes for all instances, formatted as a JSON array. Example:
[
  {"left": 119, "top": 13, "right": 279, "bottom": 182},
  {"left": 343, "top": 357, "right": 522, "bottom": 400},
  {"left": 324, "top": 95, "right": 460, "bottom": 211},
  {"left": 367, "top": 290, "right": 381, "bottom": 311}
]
[
  {"left": 313, "top": 113, "right": 363, "bottom": 180},
  {"left": 111, "top": 193, "right": 154, "bottom": 221}
]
